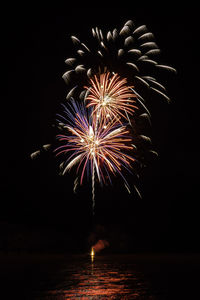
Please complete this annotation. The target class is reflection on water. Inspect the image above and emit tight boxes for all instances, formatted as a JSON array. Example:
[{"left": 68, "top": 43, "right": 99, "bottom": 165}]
[{"left": 34, "top": 255, "right": 161, "bottom": 299}]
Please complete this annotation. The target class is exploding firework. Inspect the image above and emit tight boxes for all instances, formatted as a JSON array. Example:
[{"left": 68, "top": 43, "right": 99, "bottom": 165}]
[
  {"left": 31, "top": 19, "right": 176, "bottom": 214},
  {"left": 63, "top": 20, "right": 176, "bottom": 112},
  {"left": 85, "top": 72, "right": 138, "bottom": 124},
  {"left": 55, "top": 100, "right": 136, "bottom": 187}
]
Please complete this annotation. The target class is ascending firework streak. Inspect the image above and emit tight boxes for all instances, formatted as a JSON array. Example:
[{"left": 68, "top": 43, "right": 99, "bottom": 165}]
[{"left": 31, "top": 20, "right": 176, "bottom": 214}]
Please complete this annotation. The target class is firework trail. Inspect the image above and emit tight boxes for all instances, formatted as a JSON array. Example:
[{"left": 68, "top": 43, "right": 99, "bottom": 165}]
[{"left": 31, "top": 20, "right": 176, "bottom": 214}]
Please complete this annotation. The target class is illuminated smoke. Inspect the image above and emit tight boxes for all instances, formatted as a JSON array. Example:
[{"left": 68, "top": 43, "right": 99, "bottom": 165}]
[{"left": 92, "top": 239, "right": 109, "bottom": 253}]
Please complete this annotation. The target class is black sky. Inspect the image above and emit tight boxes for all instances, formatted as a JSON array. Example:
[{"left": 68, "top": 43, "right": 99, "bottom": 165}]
[{"left": 1, "top": 3, "right": 199, "bottom": 252}]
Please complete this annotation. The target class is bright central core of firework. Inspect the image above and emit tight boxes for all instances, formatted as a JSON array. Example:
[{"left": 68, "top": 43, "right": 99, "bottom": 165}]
[
  {"left": 101, "top": 94, "right": 112, "bottom": 106},
  {"left": 85, "top": 72, "right": 138, "bottom": 122},
  {"left": 87, "top": 126, "right": 99, "bottom": 156}
]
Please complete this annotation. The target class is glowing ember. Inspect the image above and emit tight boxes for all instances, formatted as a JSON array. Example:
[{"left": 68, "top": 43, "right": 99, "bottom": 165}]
[{"left": 91, "top": 247, "right": 95, "bottom": 257}]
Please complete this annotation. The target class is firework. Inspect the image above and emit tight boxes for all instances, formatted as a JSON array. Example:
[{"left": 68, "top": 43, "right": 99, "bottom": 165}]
[
  {"left": 85, "top": 72, "right": 138, "bottom": 124},
  {"left": 31, "top": 19, "right": 176, "bottom": 214},
  {"left": 55, "top": 100, "right": 136, "bottom": 187},
  {"left": 63, "top": 20, "right": 176, "bottom": 113}
]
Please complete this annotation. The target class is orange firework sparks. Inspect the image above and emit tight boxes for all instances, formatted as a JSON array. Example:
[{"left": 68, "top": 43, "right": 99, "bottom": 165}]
[{"left": 85, "top": 72, "right": 138, "bottom": 124}]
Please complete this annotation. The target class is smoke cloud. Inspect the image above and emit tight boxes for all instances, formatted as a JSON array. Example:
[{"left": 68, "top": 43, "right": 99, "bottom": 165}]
[{"left": 92, "top": 239, "right": 109, "bottom": 253}]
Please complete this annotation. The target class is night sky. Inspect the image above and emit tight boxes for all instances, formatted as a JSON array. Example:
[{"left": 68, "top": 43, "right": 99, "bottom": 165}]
[{"left": 1, "top": 3, "right": 199, "bottom": 253}]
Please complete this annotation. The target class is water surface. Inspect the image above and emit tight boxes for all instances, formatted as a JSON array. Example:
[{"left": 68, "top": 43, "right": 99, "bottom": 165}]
[
  {"left": 1, "top": 253, "right": 200, "bottom": 299},
  {"left": 35, "top": 255, "right": 154, "bottom": 299}
]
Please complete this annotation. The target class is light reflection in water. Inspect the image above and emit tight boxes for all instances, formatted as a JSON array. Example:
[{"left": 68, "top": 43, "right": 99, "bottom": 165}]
[{"left": 35, "top": 255, "right": 156, "bottom": 299}]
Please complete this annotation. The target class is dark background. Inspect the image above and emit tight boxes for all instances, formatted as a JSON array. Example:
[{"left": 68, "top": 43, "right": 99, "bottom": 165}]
[{"left": 1, "top": 2, "right": 199, "bottom": 253}]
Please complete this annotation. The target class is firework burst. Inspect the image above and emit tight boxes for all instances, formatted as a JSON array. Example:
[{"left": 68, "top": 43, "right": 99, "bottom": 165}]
[
  {"left": 85, "top": 72, "right": 138, "bottom": 124},
  {"left": 31, "top": 19, "right": 176, "bottom": 214},
  {"left": 55, "top": 100, "right": 135, "bottom": 187}
]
